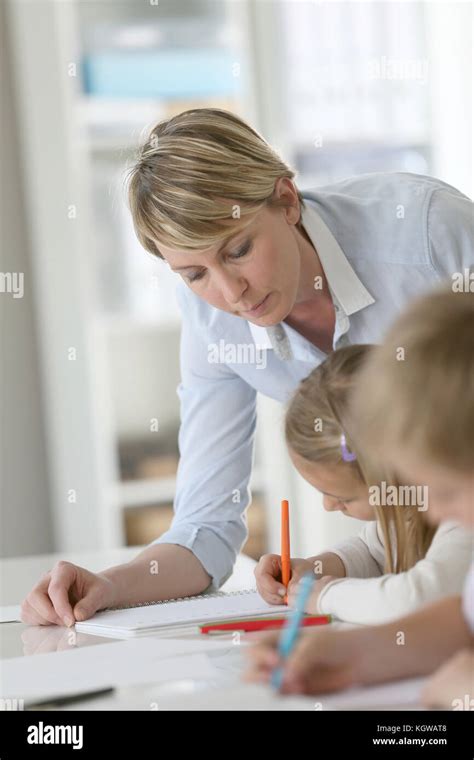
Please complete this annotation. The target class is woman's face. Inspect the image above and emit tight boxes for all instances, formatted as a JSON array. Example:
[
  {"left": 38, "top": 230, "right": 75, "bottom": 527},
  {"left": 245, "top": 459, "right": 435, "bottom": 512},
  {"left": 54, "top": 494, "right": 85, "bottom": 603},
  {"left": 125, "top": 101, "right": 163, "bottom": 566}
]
[
  {"left": 289, "top": 449, "right": 375, "bottom": 521},
  {"left": 156, "top": 179, "right": 309, "bottom": 327}
]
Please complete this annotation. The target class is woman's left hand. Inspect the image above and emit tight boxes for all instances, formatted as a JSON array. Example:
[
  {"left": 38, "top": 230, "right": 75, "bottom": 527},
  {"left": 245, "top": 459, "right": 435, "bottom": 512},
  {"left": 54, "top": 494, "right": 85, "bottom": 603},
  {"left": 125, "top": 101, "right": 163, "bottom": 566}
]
[{"left": 287, "top": 575, "right": 337, "bottom": 613}]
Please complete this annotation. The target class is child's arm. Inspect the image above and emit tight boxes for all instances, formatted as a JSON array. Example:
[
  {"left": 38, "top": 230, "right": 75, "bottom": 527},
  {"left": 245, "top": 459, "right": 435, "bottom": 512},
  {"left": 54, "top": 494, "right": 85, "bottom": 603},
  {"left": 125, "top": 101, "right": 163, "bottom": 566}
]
[
  {"left": 324, "top": 521, "right": 384, "bottom": 579},
  {"left": 245, "top": 594, "right": 472, "bottom": 694},
  {"left": 352, "top": 595, "right": 471, "bottom": 685},
  {"left": 421, "top": 648, "right": 474, "bottom": 708},
  {"left": 305, "top": 552, "right": 346, "bottom": 578},
  {"left": 313, "top": 522, "right": 471, "bottom": 624}
]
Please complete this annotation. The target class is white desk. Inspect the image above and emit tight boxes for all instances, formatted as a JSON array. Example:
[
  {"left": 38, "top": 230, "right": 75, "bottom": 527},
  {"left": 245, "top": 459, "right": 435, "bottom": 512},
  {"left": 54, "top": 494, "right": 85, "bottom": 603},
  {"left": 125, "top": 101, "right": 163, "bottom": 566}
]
[
  {"left": 0, "top": 549, "right": 425, "bottom": 710},
  {"left": 0, "top": 547, "right": 257, "bottom": 659}
]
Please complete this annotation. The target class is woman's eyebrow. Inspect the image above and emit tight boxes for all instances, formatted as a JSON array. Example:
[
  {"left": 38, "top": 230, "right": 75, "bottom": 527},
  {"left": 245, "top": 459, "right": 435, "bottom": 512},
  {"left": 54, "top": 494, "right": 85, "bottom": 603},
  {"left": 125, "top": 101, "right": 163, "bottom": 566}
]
[{"left": 169, "top": 233, "right": 246, "bottom": 271}]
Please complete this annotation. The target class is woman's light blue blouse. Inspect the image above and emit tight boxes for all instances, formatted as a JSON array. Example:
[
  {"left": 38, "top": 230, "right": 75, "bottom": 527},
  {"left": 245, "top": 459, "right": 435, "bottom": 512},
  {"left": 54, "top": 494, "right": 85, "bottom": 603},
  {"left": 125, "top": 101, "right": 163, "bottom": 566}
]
[{"left": 152, "top": 172, "right": 473, "bottom": 589}]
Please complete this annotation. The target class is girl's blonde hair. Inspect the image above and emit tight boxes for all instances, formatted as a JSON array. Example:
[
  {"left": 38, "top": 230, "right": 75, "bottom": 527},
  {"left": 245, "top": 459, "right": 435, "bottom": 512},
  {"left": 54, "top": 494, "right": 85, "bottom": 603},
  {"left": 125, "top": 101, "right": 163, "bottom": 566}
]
[
  {"left": 352, "top": 288, "right": 474, "bottom": 474},
  {"left": 127, "top": 108, "right": 305, "bottom": 257},
  {"left": 285, "top": 345, "right": 435, "bottom": 573}
]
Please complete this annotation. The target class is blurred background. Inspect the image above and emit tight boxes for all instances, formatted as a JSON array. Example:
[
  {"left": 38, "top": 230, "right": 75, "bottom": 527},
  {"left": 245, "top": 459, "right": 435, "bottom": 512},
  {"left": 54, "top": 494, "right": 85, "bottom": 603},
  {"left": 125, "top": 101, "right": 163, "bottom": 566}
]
[{"left": 1, "top": 0, "right": 472, "bottom": 562}]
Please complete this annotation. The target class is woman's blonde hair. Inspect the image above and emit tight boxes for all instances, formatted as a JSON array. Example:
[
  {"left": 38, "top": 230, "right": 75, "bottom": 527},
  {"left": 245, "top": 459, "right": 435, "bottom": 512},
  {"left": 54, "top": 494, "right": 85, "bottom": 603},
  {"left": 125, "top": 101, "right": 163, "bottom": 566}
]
[
  {"left": 352, "top": 288, "right": 474, "bottom": 474},
  {"left": 127, "top": 108, "right": 305, "bottom": 258},
  {"left": 285, "top": 345, "right": 435, "bottom": 573}
]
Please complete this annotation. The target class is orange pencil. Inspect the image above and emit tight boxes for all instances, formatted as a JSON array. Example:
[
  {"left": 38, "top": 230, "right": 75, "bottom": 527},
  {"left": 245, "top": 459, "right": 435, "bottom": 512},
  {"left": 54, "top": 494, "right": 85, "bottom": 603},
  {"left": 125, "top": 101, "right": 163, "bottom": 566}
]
[{"left": 281, "top": 499, "right": 291, "bottom": 604}]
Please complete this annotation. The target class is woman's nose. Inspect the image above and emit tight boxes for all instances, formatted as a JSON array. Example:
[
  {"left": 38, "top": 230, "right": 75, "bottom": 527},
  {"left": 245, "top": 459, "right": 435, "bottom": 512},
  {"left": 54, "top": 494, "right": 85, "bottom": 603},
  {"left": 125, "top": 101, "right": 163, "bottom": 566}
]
[
  {"left": 218, "top": 271, "right": 247, "bottom": 305},
  {"left": 323, "top": 495, "right": 341, "bottom": 512}
]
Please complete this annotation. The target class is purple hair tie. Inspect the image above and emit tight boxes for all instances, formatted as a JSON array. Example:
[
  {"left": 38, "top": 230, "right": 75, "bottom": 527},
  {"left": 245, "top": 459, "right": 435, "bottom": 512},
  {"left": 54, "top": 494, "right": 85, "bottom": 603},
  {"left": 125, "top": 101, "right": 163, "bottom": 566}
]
[{"left": 340, "top": 434, "right": 357, "bottom": 462}]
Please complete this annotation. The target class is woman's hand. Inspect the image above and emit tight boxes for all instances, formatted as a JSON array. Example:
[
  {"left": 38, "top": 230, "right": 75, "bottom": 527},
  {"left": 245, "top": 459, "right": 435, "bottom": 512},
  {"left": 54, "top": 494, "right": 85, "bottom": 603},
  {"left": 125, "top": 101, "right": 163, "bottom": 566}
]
[
  {"left": 254, "top": 554, "right": 314, "bottom": 605},
  {"left": 243, "top": 627, "right": 361, "bottom": 695},
  {"left": 20, "top": 561, "right": 120, "bottom": 627},
  {"left": 287, "top": 575, "right": 337, "bottom": 613}
]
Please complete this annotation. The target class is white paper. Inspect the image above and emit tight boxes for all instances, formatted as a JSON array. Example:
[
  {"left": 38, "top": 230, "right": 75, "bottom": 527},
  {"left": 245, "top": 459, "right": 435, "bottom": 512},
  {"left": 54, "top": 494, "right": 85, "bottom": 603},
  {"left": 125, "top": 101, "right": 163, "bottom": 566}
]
[
  {"left": 137, "top": 678, "right": 426, "bottom": 711},
  {"left": 0, "top": 605, "right": 22, "bottom": 623},
  {"left": 75, "top": 590, "right": 288, "bottom": 638},
  {"left": 0, "top": 637, "right": 234, "bottom": 703}
]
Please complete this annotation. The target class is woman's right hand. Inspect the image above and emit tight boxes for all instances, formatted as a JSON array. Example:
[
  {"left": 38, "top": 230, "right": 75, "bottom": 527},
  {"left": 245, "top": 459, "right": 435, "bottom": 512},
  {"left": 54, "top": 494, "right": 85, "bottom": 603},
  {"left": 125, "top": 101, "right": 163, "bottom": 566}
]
[
  {"left": 20, "top": 561, "right": 119, "bottom": 627},
  {"left": 254, "top": 554, "right": 314, "bottom": 605}
]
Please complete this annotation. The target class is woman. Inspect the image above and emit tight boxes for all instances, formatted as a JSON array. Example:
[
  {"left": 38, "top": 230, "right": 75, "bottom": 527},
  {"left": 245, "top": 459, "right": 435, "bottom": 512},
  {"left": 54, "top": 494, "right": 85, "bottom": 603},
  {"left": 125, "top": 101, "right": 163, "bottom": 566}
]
[{"left": 21, "top": 108, "right": 473, "bottom": 628}]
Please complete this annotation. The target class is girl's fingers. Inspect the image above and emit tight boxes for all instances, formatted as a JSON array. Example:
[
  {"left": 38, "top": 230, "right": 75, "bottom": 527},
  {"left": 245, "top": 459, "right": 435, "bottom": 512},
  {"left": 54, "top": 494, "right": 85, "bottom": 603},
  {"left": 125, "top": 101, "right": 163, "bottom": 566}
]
[{"left": 245, "top": 644, "right": 280, "bottom": 667}]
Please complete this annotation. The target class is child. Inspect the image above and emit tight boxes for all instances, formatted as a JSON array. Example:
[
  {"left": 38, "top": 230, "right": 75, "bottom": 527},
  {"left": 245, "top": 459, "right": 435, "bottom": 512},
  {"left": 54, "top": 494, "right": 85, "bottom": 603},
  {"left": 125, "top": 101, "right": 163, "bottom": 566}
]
[
  {"left": 246, "top": 289, "right": 474, "bottom": 706},
  {"left": 255, "top": 344, "right": 471, "bottom": 624}
]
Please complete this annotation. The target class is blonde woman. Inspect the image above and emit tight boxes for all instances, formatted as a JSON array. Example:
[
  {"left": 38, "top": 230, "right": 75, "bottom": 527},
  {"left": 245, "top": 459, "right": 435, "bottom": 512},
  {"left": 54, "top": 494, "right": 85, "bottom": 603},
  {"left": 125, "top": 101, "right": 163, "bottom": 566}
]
[
  {"left": 21, "top": 110, "right": 473, "bottom": 628},
  {"left": 255, "top": 345, "right": 472, "bottom": 624}
]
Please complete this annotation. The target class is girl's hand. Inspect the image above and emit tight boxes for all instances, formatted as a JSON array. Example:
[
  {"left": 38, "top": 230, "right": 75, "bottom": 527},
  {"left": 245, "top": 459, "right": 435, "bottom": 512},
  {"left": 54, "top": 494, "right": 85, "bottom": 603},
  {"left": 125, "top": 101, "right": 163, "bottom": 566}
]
[
  {"left": 254, "top": 555, "right": 314, "bottom": 605},
  {"left": 243, "top": 627, "right": 361, "bottom": 695},
  {"left": 421, "top": 648, "right": 474, "bottom": 709},
  {"left": 20, "top": 561, "right": 119, "bottom": 627},
  {"left": 287, "top": 575, "right": 337, "bottom": 613}
]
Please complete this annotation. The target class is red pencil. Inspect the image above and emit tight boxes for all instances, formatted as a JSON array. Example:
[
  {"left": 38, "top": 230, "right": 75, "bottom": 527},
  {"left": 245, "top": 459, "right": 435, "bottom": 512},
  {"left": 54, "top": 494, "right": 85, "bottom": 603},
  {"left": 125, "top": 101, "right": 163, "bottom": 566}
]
[{"left": 200, "top": 615, "right": 331, "bottom": 634}]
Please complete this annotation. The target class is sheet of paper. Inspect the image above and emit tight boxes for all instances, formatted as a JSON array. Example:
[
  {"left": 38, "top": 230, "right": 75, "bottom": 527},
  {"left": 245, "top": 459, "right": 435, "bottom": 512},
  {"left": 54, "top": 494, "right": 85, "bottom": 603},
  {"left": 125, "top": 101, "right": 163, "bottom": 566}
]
[
  {"left": 75, "top": 589, "right": 286, "bottom": 637},
  {"left": 0, "top": 605, "right": 21, "bottom": 623},
  {"left": 315, "top": 677, "right": 425, "bottom": 710},
  {"left": 132, "top": 678, "right": 425, "bottom": 711},
  {"left": 0, "top": 637, "right": 235, "bottom": 703}
]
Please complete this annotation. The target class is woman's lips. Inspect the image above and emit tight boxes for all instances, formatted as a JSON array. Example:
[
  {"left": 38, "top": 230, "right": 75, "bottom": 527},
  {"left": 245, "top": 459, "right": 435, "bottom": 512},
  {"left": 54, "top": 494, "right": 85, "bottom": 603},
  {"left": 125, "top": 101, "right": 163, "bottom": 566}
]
[{"left": 243, "top": 293, "right": 271, "bottom": 316}]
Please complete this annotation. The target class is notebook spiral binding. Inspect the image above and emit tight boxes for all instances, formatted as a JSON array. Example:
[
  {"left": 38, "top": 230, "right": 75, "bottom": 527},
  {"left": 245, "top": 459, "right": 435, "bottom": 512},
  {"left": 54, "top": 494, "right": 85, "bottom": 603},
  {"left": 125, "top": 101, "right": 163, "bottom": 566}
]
[{"left": 108, "top": 588, "right": 256, "bottom": 612}]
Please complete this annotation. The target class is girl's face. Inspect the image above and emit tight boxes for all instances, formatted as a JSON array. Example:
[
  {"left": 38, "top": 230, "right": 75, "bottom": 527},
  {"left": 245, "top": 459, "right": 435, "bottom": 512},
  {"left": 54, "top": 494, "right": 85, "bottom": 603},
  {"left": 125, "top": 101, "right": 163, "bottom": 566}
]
[
  {"left": 156, "top": 179, "right": 317, "bottom": 327},
  {"left": 392, "top": 455, "right": 474, "bottom": 529},
  {"left": 289, "top": 449, "right": 375, "bottom": 521}
]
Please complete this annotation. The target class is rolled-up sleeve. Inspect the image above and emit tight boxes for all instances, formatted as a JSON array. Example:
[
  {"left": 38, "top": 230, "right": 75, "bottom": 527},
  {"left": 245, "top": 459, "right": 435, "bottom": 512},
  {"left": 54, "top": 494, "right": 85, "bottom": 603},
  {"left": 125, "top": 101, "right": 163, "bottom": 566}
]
[{"left": 151, "top": 285, "right": 257, "bottom": 589}]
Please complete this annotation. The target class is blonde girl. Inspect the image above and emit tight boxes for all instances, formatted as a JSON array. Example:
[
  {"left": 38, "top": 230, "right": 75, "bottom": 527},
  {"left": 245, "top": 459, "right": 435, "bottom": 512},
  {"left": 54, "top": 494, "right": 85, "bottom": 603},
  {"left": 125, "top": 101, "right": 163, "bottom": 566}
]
[{"left": 255, "top": 344, "right": 471, "bottom": 624}]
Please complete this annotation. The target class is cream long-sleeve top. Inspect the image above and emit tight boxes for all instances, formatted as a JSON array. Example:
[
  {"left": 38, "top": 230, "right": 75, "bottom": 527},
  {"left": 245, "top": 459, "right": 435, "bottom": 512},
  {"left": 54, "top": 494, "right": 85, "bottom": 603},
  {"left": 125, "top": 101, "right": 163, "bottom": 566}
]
[{"left": 317, "top": 521, "right": 473, "bottom": 625}]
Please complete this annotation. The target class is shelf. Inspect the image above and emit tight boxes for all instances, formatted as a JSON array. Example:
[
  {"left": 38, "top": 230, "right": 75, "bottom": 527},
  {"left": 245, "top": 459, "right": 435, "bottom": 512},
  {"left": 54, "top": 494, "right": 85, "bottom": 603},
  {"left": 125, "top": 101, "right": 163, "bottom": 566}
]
[
  {"left": 113, "top": 467, "right": 265, "bottom": 509},
  {"left": 94, "top": 314, "right": 182, "bottom": 335},
  {"left": 113, "top": 476, "right": 177, "bottom": 507},
  {"left": 79, "top": 95, "right": 239, "bottom": 152}
]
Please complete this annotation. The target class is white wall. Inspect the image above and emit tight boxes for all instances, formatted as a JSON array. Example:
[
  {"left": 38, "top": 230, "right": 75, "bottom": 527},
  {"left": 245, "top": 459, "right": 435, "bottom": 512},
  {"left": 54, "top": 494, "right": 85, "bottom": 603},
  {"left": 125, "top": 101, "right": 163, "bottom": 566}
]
[
  {"left": 0, "top": 0, "right": 53, "bottom": 557},
  {"left": 426, "top": 1, "right": 473, "bottom": 197}
]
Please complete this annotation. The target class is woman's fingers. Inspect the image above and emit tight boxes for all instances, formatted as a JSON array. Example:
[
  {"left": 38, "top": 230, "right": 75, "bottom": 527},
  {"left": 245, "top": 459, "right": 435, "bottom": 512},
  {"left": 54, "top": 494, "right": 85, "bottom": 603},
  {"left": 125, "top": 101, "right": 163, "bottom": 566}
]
[
  {"left": 20, "top": 594, "right": 62, "bottom": 627},
  {"left": 20, "top": 562, "right": 113, "bottom": 629},
  {"left": 47, "top": 562, "right": 78, "bottom": 626}
]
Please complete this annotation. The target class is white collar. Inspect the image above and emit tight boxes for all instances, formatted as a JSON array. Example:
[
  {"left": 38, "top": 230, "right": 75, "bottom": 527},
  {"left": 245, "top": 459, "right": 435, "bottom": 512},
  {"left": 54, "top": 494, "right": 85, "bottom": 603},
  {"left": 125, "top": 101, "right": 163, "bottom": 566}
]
[{"left": 247, "top": 199, "right": 375, "bottom": 348}]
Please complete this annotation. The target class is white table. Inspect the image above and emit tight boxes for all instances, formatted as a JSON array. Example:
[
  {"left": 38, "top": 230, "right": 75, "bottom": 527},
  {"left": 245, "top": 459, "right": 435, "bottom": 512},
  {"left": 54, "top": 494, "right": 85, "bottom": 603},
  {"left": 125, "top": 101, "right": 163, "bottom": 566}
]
[
  {"left": 0, "top": 549, "right": 425, "bottom": 710},
  {"left": 0, "top": 547, "right": 257, "bottom": 658}
]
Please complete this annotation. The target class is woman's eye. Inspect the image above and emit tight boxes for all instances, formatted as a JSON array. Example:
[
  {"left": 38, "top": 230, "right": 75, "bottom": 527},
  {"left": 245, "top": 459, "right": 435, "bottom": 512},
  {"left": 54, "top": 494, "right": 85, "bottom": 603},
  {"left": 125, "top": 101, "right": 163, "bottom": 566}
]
[
  {"left": 185, "top": 241, "right": 251, "bottom": 283},
  {"left": 231, "top": 242, "right": 252, "bottom": 259},
  {"left": 187, "top": 271, "right": 205, "bottom": 283}
]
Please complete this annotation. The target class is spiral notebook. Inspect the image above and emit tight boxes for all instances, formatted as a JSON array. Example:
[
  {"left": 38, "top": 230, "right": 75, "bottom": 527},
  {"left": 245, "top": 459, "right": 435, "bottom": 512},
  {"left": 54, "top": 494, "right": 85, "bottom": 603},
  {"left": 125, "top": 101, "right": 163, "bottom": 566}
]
[{"left": 75, "top": 590, "right": 292, "bottom": 639}]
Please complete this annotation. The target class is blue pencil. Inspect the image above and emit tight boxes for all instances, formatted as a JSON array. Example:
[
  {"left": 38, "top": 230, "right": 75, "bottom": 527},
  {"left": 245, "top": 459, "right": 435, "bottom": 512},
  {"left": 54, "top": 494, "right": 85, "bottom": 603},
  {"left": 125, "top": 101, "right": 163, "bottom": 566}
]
[{"left": 271, "top": 572, "right": 315, "bottom": 690}]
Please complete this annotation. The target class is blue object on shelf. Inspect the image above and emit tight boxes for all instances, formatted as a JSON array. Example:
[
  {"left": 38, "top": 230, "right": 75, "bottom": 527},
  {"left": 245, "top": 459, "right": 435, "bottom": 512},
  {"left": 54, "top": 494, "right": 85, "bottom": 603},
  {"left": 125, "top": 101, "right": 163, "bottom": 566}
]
[{"left": 82, "top": 49, "right": 240, "bottom": 99}]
